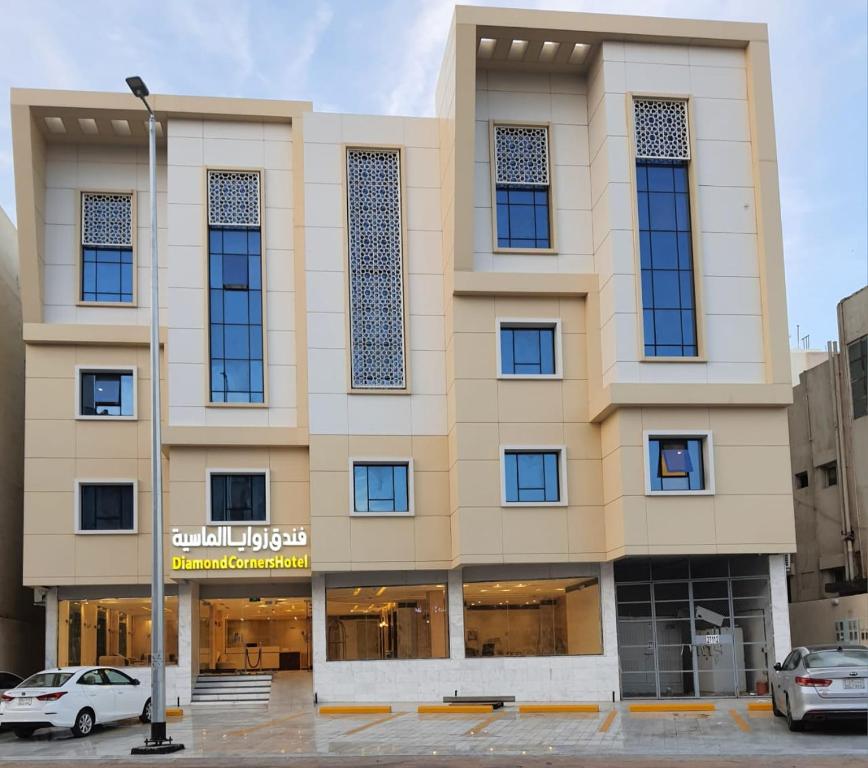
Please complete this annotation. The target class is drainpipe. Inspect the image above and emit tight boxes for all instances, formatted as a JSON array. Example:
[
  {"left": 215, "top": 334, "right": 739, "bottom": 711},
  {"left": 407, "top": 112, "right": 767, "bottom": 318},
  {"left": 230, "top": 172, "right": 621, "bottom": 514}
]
[{"left": 827, "top": 340, "right": 856, "bottom": 582}]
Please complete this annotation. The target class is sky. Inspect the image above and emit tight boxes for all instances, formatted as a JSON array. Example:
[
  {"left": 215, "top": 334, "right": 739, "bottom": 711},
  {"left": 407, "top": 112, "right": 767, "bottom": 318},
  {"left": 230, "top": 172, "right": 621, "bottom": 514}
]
[{"left": 0, "top": 0, "right": 865, "bottom": 346}]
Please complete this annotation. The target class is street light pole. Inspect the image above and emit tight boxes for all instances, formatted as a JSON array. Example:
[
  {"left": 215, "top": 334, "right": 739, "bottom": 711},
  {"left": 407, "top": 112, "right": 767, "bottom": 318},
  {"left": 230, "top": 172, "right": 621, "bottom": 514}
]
[{"left": 125, "top": 75, "right": 184, "bottom": 755}]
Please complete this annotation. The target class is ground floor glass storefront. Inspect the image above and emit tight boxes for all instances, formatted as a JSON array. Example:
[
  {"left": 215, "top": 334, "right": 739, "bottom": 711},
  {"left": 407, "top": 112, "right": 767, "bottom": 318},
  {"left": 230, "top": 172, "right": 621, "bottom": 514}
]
[{"left": 615, "top": 555, "right": 773, "bottom": 699}]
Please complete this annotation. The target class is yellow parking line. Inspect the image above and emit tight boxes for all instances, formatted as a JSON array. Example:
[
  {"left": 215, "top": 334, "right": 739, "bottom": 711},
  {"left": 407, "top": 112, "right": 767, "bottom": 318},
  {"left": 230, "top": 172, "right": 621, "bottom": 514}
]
[
  {"left": 343, "top": 712, "right": 404, "bottom": 736},
  {"left": 320, "top": 705, "right": 392, "bottom": 715},
  {"left": 464, "top": 713, "right": 503, "bottom": 736},
  {"left": 729, "top": 708, "right": 751, "bottom": 732},
  {"left": 599, "top": 709, "right": 617, "bottom": 732},
  {"left": 224, "top": 710, "right": 308, "bottom": 738},
  {"left": 418, "top": 704, "right": 493, "bottom": 714},
  {"left": 629, "top": 702, "right": 715, "bottom": 712}
]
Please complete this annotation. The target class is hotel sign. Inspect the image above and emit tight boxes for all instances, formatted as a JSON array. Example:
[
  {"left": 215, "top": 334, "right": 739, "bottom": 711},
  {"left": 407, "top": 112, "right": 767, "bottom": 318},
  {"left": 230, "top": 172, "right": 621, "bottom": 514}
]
[{"left": 170, "top": 525, "right": 310, "bottom": 572}]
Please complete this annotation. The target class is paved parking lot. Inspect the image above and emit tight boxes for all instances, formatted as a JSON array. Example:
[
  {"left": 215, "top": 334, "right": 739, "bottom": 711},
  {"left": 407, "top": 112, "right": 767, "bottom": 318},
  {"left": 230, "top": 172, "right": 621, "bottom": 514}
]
[{"left": 0, "top": 696, "right": 865, "bottom": 766}]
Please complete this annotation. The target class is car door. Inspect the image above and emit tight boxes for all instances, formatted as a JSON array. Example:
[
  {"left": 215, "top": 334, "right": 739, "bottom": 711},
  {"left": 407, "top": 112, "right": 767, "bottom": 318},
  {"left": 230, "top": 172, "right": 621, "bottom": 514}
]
[
  {"left": 77, "top": 669, "right": 114, "bottom": 721},
  {"left": 774, "top": 650, "right": 800, "bottom": 708},
  {"left": 102, "top": 668, "right": 141, "bottom": 718}
]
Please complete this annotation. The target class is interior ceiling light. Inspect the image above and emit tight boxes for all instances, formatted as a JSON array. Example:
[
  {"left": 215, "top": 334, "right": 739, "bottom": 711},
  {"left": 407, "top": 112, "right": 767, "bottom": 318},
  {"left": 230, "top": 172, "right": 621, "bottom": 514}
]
[
  {"left": 111, "top": 119, "right": 131, "bottom": 136},
  {"left": 375, "top": 586, "right": 386, "bottom": 596},
  {"left": 569, "top": 43, "right": 591, "bottom": 64},
  {"left": 78, "top": 118, "right": 98, "bottom": 135},
  {"left": 477, "top": 37, "right": 496, "bottom": 59},
  {"left": 508, "top": 39, "right": 529, "bottom": 61},
  {"left": 44, "top": 116, "right": 66, "bottom": 134},
  {"left": 539, "top": 41, "right": 560, "bottom": 62}
]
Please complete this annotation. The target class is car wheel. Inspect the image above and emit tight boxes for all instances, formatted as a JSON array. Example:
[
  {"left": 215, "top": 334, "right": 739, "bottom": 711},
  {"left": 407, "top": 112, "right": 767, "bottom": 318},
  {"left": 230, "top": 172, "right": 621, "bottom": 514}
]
[
  {"left": 14, "top": 727, "right": 36, "bottom": 739},
  {"left": 785, "top": 695, "right": 804, "bottom": 732},
  {"left": 140, "top": 697, "right": 152, "bottom": 724},
  {"left": 71, "top": 707, "right": 95, "bottom": 738},
  {"left": 770, "top": 686, "right": 783, "bottom": 717}
]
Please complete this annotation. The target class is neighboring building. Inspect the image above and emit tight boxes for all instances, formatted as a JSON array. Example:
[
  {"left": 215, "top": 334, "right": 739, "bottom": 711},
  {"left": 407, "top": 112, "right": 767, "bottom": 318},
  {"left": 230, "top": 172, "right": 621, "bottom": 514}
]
[
  {"left": 12, "top": 6, "right": 796, "bottom": 704},
  {"left": 788, "top": 286, "right": 868, "bottom": 645},
  {"left": 790, "top": 347, "right": 827, "bottom": 387},
  {"left": 0, "top": 206, "right": 44, "bottom": 676}
]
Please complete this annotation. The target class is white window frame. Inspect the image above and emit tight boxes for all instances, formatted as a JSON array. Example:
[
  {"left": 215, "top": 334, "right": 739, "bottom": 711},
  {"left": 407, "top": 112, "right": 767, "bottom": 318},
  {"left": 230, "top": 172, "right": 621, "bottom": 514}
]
[
  {"left": 643, "top": 430, "right": 715, "bottom": 496},
  {"left": 74, "top": 365, "right": 138, "bottom": 421},
  {"left": 206, "top": 468, "right": 271, "bottom": 525},
  {"left": 74, "top": 479, "right": 138, "bottom": 535},
  {"left": 495, "top": 318, "right": 563, "bottom": 380},
  {"left": 348, "top": 458, "right": 415, "bottom": 517},
  {"left": 500, "top": 446, "right": 568, "bottom": 508}
]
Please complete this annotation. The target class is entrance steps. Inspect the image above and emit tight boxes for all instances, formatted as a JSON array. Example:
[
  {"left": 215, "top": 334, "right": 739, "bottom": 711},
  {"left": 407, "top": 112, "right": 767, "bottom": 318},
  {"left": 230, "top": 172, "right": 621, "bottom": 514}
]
[{"left": 191, "top": 673, "right": 272, "bottom": 706}]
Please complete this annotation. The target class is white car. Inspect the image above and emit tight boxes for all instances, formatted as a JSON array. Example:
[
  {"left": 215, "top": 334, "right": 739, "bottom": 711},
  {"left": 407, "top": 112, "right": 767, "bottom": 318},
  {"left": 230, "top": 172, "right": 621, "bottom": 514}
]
[
  {"left": 0, "top": 667, "right": 151, "bottom": 738},
  {"left": 771, "top": 644, "right": 868, "bottom": 730}
]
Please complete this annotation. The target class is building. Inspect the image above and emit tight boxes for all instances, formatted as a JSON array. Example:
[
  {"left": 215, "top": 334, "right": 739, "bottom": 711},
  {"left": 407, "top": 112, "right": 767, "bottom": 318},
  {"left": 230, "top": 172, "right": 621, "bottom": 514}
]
[
  {"left": 790, "top": 347, "right": 827, "bottom": 387},
  {"left": 788, "top": 286, "right": 868, "bottom": 646},
  {"left": 0, "top": 206, "right": 44, "bottom": 676},
  {"left": 13, "top": 6, "right": 797, "bottom": 704}
]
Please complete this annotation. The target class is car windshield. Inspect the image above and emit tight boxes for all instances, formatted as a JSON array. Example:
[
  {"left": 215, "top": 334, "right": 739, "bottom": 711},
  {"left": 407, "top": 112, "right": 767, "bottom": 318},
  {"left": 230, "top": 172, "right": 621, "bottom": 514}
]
[
  {"left": 805, "top": 649, "right": 868, "bottom": 669},
  {"left": 18, "top": 672, "right": 74, "bottom": 688}
]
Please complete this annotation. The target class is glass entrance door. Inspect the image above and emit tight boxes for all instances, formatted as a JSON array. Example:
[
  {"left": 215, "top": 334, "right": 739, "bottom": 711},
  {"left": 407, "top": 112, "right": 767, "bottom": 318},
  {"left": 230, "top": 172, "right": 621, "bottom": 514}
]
[{"left": 616, "top": 556, "right": 771, "bottom": 699}]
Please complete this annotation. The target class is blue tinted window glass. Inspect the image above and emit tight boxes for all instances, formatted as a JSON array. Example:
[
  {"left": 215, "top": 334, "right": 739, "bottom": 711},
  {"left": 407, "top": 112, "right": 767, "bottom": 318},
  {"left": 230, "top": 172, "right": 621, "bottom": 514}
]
[
  {"left": 636, "top": 160, "right": 696, "bottom": 357},
  {"left": 500, "top": 326, "right": 556, "bottom": 375},
  {"left": 208, "top": 226, "right": 263, "bottom": 402},
  {"left": 79, "top": 484, "right": 134, "bottom": 531},
  {"left": 353, "top": 464, "right": 409, "bottom": 513},
  {"left": 495, "top": 184, "right": 550, "bottom": 249},
  {"left": 210, "top": 474, "right": 266, "bottom": 522},
  {"left": 80, "top": 247, "right": 133, "bottom": 303},
  {"left": 649, "top": 437, "right": 705, "bottom": 491},
  {"left": 505, "top": 451, "right": 560, "bottom": 503}
]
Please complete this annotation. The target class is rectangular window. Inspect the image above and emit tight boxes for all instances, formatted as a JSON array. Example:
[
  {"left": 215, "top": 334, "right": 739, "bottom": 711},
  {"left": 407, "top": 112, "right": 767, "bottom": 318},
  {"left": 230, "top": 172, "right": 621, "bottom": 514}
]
[
  {"left": 80, "top": 192, "right": 134, "bottom": 304},
  {"left": 646, "top": 434, "right": 710, "bottom": 493},
  {"left": 208, "top": 472, "right": 268, "bottom": 523},
  {"left": 207, "top": 170, "right": 264, "bottom": 404},
  {"left": 503, "top": 449, "right": 563, "bottom": 504},
  {"left": 77, "top": 482, "right": 135, "bottom": 532},
  {"left": 78, "top": 369, "right": 135, "bottom": 418},
  {"left": 352, "top": 462, "right": 411, "bottom": 514},
  {"left": 848, "top": 335, "right": 867, "bottom": 419},
  {"left": 493, "top": 125, "right": 551, "bottom": 249},
  {"left": 325, "top": 583, "right": 448, "bottom": 661},
  {"left": 821, "top": 462, "right": 838, "bottom": 487},
  {"left": 794, "top": 471, "right": 809, "bottom": 489},
  {"left": 346, "top": 148, "right": 406, "bottom": 390},
  {"left": 58, "top": 597, "right": 178, "bottom": 667},
  {"left": 499, "top": 323, "right": 557, "bottom": 376},
  {"left": 633, "top": 99, "right": 697, "bottom": 357},
  {"left": 463, "top": 577, "right": 602, "bottom": 657}
]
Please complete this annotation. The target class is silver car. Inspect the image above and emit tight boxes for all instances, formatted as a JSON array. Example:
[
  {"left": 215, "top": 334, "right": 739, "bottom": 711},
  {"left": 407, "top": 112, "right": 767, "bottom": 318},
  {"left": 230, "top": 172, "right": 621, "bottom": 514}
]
[{"left": 771, "top": 644, "right": 868, "bottom": 730}]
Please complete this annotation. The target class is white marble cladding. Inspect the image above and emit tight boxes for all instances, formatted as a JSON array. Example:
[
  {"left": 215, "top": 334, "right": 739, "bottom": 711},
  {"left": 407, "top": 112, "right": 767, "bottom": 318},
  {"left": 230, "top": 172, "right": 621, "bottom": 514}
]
[
  {"left": 303, "top": 113, "right": 446, "bottom": 436},
  {"left": 311, "top": 564, "right": 620, "bottom": 703},
  {"left": 42, "top": 144, "right": 168, "bottom": 324},
  {"left": 768, "top": 554, "right": 792, "bottom": 665},
  {"left": 588, "top": 41, "right": 764, "bottom": 386},
  {"left": 474, "top": 70, "right": 592, "bottom": 273},
  {"left": 166, "top": 119, "right": 297, "bottom": 427}
]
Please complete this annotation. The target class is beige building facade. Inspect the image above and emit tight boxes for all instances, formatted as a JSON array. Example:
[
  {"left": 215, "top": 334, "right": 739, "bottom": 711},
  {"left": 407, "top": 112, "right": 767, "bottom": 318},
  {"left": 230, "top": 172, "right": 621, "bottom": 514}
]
[
  {"left": 788, "top": 287, "right": 868, "bottom": 646},
  {"left": 0, "top": 207, "right": 44, "bottom": 677},
  {"left": 15, "top": 6, "right": 795, "bottom": 703}
]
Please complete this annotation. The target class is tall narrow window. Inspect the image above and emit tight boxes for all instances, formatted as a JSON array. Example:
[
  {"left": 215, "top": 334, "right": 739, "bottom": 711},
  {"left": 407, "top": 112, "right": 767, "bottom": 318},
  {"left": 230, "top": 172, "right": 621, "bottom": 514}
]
[
  {"left": 346, "top": 149, "right": 406, "bottom": 389},
  {"left": 634, "top": 99, "right": 697, "bottom": 357},
  {"left": 493, "top": 126, "right": 551, "bottom": 249},
  {"left": 80, "top": 192, "right": 134, "bottom": 303},
  {"left": 207, "top": 171, "right": 264, "bottom": 403},
  {"left": 848, "top": 336, "right": 867, "bottom": 419}
]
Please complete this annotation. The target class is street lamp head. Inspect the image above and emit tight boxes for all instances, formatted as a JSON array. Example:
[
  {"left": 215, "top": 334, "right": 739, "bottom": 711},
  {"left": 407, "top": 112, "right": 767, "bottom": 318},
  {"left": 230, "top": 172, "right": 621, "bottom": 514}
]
[{"left": 125, "top": 76, "right": 149, "bottom": 99}]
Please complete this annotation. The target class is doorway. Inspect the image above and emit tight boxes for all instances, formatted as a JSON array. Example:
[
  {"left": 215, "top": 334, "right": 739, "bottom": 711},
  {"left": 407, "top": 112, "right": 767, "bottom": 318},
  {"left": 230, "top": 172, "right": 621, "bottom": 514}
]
[
  {"left": 615, "top": 556, "right": 772, "bottom": 698},
  {"left": 198, "top": 597, "right": 312, "bottom": 673}
]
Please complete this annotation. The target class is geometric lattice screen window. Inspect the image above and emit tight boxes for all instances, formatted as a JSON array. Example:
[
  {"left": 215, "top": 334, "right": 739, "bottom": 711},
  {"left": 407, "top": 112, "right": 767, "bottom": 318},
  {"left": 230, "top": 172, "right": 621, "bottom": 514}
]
[
  {"left": 633, "top": 98, "right": 690, "bottom": 161},
  {"left": 493, "top": 126, "right": 550, "bottom": 186},
  {"left": 207, "top": 170, "right": 261, "bottom": 227},
  {"left": 81, "top": 192, "right": 133, "bottom": 247},
  {"left": 346, "top": 148, "right": 406, "bottom": 389}
]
